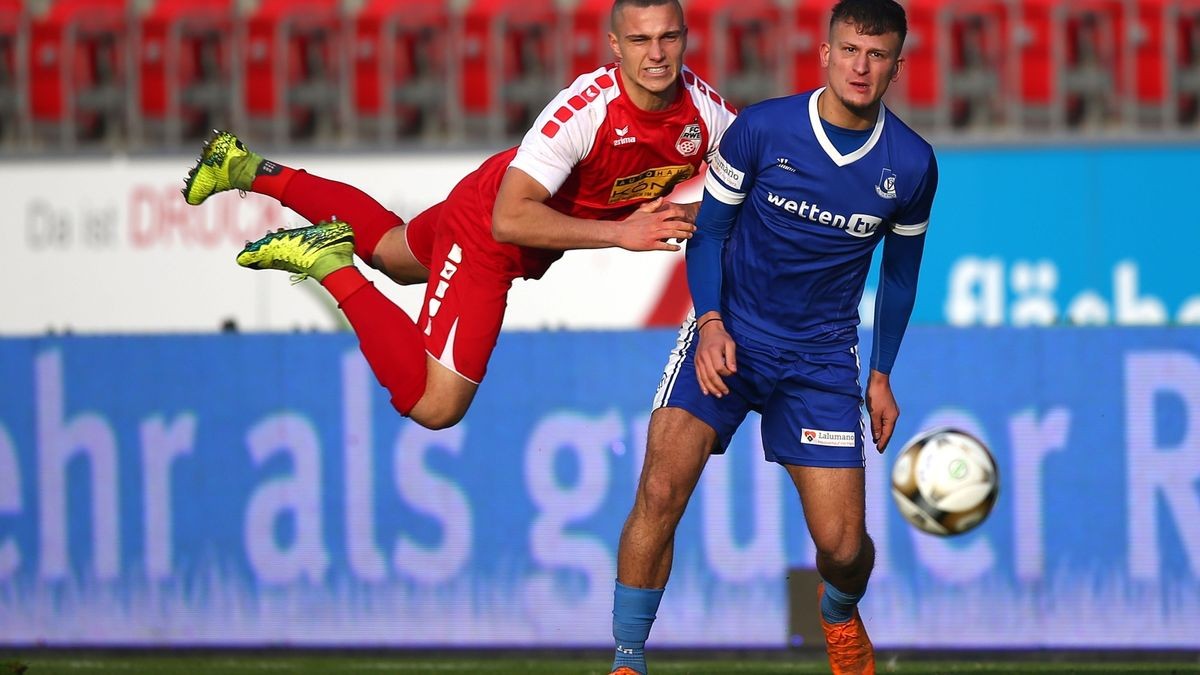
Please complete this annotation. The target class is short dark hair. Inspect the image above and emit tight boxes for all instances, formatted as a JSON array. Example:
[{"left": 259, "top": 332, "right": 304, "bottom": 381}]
[
  {"left": 610, "top": 0, "right": 685, "bottom": 32},
  {"left": 829, "top": 0, "right": 908, "bottom": 46}
]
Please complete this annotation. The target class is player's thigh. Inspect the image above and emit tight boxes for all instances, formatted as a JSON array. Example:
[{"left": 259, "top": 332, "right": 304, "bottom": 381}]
[
  {"left": 785, "top": 463, "right": 866, "bottom": 553},
  {"left": 409, "top": 358, "right": 480, "bottom": 429},
  {"left": 638, "top": 407, "right": 717, "bottom": 506},
  {"left": 372, "top": 203, "right": 442, "bottom": 285}
]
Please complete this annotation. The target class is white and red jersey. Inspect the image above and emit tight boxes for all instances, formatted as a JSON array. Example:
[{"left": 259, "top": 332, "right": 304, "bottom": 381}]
[
  {"left": 447, "top": 64, "right": 737, "bottom": 279},
  {"left": 510, "top": 64, "right": 737, "bottom": 220}
]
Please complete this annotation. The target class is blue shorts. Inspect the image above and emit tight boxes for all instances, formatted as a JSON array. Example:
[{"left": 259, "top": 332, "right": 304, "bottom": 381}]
[{"left": 653, "top": 317, "right": 867, "bottom": 468}]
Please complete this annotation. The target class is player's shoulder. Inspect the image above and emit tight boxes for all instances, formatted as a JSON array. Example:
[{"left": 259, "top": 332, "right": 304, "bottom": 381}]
[
  {"left": 680, "top": 66, "right": 738, "bottom": 116},
  {"left": 558, "top": 63, "right": 623, "bottom": 100},
  {"left": 733, "top": 89, "right": 815, "bottom": 128},
  {"left": 883, "top": 107, "right": 936, "bottom": 161}
]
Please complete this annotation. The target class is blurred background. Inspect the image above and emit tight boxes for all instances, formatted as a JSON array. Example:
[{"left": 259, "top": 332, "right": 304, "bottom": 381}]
[
  {"left": 0, "top": 0, "right": 1198, "bottom": 659},
  {"left": 0, "top": 0, "right": 1198, "bottom": 151}
]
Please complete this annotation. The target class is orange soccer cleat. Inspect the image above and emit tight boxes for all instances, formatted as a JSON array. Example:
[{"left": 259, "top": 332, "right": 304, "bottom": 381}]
[
  {"left": 609, "top": 668, "right": 642, "bottom": 675},
  {"left": 817, "top": 582, "right": 875, "bottom": 675}
]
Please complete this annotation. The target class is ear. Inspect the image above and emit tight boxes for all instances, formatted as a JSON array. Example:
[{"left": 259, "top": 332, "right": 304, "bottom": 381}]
[
  {"left": 609, "top": 31, "right": 621, "bottom": 62},
  {"left": 819, "top": 41, "right": 831, "bottom": 68},
  {"left": 891, "top": 56, "right": 905, "bottom": 82}
]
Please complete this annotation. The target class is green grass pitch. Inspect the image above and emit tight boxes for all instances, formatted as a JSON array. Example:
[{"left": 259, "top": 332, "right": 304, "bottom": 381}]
[{"left": 2, "top": 650, "right": 1198, "bottom": 675}]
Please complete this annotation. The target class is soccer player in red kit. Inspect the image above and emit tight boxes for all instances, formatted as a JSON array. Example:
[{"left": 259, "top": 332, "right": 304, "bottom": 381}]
[{"left": 182, "top": 0, "right": 736, "bottom": 431}]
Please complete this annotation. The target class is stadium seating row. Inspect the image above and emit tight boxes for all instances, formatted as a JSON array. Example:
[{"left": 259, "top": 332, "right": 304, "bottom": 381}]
[{"left": 0, "top": 0, "right": 1198, "bottom": 151}]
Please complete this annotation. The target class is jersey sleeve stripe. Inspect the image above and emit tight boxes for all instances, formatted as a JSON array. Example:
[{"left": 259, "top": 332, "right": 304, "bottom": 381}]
[
  {"left": 891, "top": 220, "right": 929, "bottom": 236},
  {"left": 704, "top": 171, "right": 746, "bottom": 205}
]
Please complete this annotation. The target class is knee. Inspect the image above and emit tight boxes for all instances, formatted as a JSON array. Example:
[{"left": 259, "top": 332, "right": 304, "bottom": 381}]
[
  {"left": 408, "top": 405, "right": 466, "bottom": 430},
  {"left": 816, "top": 532, "right": 874, "bottom": 571},
  {"left": 637, "top": 474, "right": 693, "bottom": 518}
]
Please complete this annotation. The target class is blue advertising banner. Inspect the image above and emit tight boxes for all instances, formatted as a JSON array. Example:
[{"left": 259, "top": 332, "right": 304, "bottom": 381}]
[
  {"left": 0, "top": 327, "right": 1197, "bottom": 647},
  {"left": 908, "top": 144, "right": 1200, "bottom": 327}
]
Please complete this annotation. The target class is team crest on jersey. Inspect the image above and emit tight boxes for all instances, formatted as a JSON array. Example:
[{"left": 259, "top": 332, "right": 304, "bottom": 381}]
[
  {"left": 875, "top": 168, "right": 898, "bottom": 199},
  {"left": 675, "top": 123, "right": 702, "bottom": 156},
  {"left": 609, "top": 164, "right": 695, "bottom": 203}
]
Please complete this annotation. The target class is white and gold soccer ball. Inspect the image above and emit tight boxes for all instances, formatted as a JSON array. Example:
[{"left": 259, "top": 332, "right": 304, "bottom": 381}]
[{"left": 890, "top": 428, "right": 999, "bottom": 536}]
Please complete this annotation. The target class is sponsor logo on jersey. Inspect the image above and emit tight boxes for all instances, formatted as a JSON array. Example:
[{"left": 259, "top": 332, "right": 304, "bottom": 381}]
[
  {"left": 709, "top": 151, "right": 744, "bottom": 189},
  {"left": 675, "top": 123, "right": 702, "bottom": 156},
  {"left": 765, "top": 192, "right": 883, "bottom": 238},
  {"left": 875, "top": 168, "right": 898, "bottom": 199},
  {"left": 802, "top": 428, "right": 856, "bottom": 447},
  {"left": 612, "top": 124, "right": 636, "bottom": 146},
  {"left": 609, "top": 164, "right": 695, "bottom": 203}
]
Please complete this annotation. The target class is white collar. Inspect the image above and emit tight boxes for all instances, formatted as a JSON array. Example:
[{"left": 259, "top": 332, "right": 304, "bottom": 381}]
[{"left": 808, "top": 87, "right": 886, "bottom": 167}]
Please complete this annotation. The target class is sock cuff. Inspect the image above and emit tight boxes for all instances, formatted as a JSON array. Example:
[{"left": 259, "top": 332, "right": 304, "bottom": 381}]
[
  {"left": 320, "top": 267, "right": 370, "bottom": 305},
  {"left": 821, "top": 578, "right": 865, "bottom": 604},
  {"left": 614, "top": 580, "right": 665, "bottom": 622}
]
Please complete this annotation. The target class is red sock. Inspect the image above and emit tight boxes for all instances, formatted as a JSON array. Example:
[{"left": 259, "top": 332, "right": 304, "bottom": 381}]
[
  {"left": 253, "top": 166, "right": 404, "bottom": 262},
  {"left": 320, "top": 268, "right": 428, "bottom": 414}
]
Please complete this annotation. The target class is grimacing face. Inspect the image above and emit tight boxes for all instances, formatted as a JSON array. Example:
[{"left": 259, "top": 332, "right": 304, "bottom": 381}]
[
  {"left": 609, "top": 3, "right": 687, "bottom": 111},
  {"left": 819, "top": 19, "right": 904, "bottom": 128}
]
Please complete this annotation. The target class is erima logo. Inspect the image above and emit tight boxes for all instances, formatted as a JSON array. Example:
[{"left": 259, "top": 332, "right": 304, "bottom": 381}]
[
  {"left": 765, "top": 192, "right": 882, "bottom": 238},
  {"left": 613, "top": 125, "right": 636, "bottom": 146},
  {"left": 802, "top": 428, "right": 856, "bottom": 447},
  {"left": 615, "top": 126, "right": 629, "bottom": 136}
]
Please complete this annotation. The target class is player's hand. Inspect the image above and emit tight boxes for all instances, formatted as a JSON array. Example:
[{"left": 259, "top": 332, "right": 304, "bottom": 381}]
[
  {"left": 866, "top": 369, "right": 899, "bottom": 452},
  {"left": 617, "top": 197, "right": 697, "bottom": 251},
  {"left": 694, "top": 314, "right": 736, "bottom": 397}
]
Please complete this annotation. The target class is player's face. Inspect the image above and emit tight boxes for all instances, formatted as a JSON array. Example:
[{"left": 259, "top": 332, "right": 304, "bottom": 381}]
[
  {"left": 819, "top": 20, "right": 904, "bottom": 128},
  {"left": 609, "top": 3, "right": 687, "bottom": 111}
]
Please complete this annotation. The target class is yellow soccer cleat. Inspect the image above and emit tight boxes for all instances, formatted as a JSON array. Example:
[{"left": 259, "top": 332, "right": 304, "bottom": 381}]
[
  {"left": 818, "top": 582, "right": 875, "bottom": 675},
  {"left": 236, "top": 220, "right": 355, "bottom": 282},
  {"left": 182, "top": 129, "right": 262, "bottom": 205}
]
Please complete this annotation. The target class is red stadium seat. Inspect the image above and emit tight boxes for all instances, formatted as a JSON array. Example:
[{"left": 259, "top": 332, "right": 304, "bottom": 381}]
[
  {"left": 0, "top": 0, "right": 29, "bottom": 145},
  {"left": 239, "top": 0, "right": 345, "bottom": 143},
  {"left": 457, "top": 0, "right": 563, "bottom": 140},
  {"left": 565, "top": 0, "right": 611, "bottom": 77},
  {"left": 28, "top": 0, "right": 128, "bottom": 145},
  {"left": 905, "top": 0, "right": 1015, "bottom": 129},
  {"left": 132, "top": 0, "right": 235, "bottom": 146},
  {"left": 683, "top": 0, "right": 786, "bottom": 108},
  {"left": 790, "top": 0, "right": 838, "bottom": 93},
  {"left": 1169, "top": 0, "right": 1200, "bottom": 124},
  {"left": 350, "top": 0, "right": 455, "bottom": 142},
  {"left": 1014, "top": 0, "right": 1130, "bottom": 129}
]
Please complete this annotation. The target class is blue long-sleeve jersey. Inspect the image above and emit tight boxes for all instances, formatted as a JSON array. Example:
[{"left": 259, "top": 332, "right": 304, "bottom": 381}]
[{"left": 687, "top": 88, "right": 938, "bottom": 374}]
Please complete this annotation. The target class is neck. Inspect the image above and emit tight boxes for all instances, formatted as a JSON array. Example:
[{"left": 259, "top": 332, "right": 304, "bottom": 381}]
[
  {"left": 817, "top": 89, "right": 878, "bottom": 130},
  {"left": 619, "top": 69, "right": 679, "bottom": 112}
]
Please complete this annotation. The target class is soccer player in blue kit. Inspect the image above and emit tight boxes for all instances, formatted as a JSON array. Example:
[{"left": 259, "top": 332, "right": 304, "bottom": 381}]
[{"left": 607, "top": 1, "right": 937, "bottom": 674}]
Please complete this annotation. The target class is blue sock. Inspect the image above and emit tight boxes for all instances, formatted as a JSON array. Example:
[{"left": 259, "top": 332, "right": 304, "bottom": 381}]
[
  {"left": 612, "top": 580, "right": 664, "bottom": 674},
  {"left": 820, "top": 578, "right": 864, "bottom": 624}
]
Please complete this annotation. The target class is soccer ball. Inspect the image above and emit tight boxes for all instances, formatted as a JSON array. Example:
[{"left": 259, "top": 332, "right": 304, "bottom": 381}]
[{"left": 890, "top": 428, "right": 999, "bottom": 536}]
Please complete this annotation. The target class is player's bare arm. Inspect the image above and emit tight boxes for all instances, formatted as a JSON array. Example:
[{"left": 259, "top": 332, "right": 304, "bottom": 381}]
[
  {"left": 865, "top": 368, "right": 899, "bottom": 451},
  {"left": 693, "top": 310, "right": 737, "bottom": 398},
  {"left": 492, "top": 167, "right": 695, "bottom": 251}
]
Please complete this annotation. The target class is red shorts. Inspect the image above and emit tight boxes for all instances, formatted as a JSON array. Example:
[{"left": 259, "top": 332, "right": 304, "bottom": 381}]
[{"left": 403, "top": 167, "right": 559, "bottom": 384}]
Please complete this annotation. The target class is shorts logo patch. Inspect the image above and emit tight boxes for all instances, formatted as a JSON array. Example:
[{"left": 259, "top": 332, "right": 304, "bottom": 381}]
[
  {"left": 801, "top": 428, "right": 856, "bottom": 447},
  {"left": 609, "top": 164, "right": 695, "bottom": 203}
]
